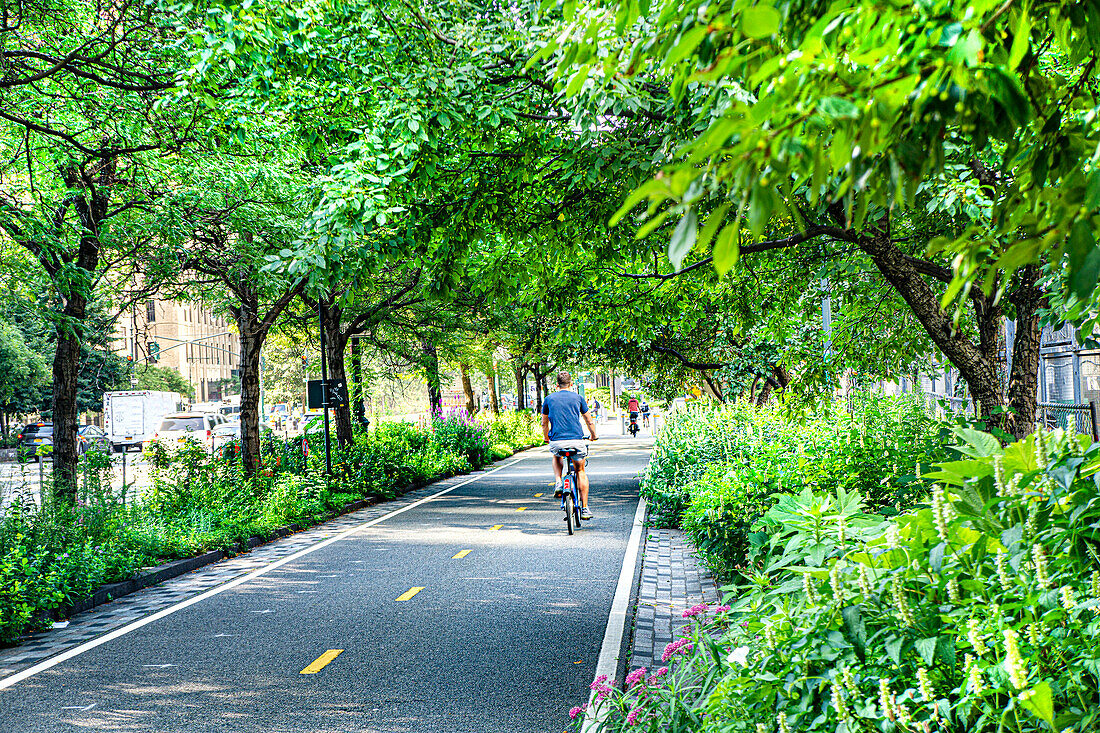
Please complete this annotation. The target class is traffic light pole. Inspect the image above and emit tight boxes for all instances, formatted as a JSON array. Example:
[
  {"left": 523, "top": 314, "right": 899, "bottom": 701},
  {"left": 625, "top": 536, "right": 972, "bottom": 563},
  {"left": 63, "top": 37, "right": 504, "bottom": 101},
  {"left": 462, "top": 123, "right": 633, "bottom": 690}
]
[{"left": 317, "top": 300, "right": 332, "bottom": 477}]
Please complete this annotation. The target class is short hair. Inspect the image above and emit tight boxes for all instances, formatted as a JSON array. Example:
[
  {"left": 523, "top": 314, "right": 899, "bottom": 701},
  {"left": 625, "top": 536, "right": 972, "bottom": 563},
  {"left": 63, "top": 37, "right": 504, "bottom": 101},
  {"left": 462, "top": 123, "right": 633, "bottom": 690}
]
[{"left": 556, "top": 371, "right": 572, "bottom": 388}]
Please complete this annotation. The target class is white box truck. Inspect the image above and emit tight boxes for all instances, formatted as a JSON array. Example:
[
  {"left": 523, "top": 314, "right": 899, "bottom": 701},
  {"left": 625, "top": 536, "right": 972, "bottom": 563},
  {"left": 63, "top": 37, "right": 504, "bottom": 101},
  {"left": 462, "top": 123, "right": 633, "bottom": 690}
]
[{"left": 103, "top": 390, "right": 183, "bottom": 452}]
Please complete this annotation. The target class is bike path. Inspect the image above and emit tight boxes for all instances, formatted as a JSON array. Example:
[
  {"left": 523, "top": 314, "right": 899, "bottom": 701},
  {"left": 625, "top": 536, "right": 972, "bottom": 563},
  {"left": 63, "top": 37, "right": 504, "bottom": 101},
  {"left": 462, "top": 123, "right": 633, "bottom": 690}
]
[{"left": 0, "top": 439, "right": 651, "bottom": 733}]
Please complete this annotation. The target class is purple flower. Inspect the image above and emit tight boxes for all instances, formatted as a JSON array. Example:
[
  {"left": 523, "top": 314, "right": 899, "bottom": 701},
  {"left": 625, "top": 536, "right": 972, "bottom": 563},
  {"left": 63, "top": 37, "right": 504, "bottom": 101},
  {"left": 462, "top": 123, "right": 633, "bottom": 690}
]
[
  {"left": 682, "top": 603, "right": 708, "bottom": 618},
  {"left": 569, "top": 705, "right": 587, "bottom": 720},
  {"left": 626, "top": 708, "right": 641, "bottom": 724},
  {"left": 661, "top": 638, "right": 693, "bottom": 662},
  {"left": 716, "top": 604, "right": 731, "bottom": 613},
  {"left": 589, "top": 674, "right": 608, "bottom": 690}
]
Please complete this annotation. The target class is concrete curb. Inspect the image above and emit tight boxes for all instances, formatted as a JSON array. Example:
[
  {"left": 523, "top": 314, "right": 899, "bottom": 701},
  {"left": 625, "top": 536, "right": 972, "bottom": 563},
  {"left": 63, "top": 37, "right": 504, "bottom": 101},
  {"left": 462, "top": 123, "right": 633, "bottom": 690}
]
[{"left": 42, "top": 445, "right": 539, "bottom": 625}]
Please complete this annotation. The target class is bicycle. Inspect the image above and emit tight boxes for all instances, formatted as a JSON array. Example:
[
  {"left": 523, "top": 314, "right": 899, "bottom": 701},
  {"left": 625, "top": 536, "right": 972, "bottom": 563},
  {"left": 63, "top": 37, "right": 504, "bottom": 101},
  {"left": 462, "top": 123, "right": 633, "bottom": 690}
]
[
  {"left": 628, "top": 412, "right": 640, "bottom": 437},
  {"left": 553, "top": 443, "right": 593, "bottom": 535}
]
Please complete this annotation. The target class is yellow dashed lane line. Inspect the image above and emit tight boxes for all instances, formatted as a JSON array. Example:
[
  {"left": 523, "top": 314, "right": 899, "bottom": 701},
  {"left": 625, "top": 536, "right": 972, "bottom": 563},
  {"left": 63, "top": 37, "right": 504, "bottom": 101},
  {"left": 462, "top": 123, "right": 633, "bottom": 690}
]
[
  {"left": 395, "top": 587, "right": 424, "bottom": 601},
  {"left": 300, "top": 649, "right": 343, "bottom": 674},
  {"left": 489, "top": 525, "right": 502, "bottom": 531},
  {"left": 452, "top": 550, "right": 472, "bottom": 559}
]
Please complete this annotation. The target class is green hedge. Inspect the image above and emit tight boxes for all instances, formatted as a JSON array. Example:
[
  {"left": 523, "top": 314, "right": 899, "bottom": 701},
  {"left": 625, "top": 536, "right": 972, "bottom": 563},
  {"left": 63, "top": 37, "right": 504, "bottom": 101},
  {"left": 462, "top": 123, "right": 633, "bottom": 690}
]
[
  {"left": 642, "top": 396, "right": 951, "bottom": 578},
  {"left": 0, "top": 412, "right": 541, "bottom": 645}
]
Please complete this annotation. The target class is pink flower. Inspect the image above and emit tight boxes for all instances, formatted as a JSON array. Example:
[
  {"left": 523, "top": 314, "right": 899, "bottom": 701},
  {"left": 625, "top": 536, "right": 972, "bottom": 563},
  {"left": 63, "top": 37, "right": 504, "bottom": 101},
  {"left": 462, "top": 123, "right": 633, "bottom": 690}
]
[
  {"left": 626, "top": 708, "right": 641, "bottom": 725},
  {"left": 682, "top": 603, "right": 709, "bottom": 618},
  {"left": 569, "top": 705, "right": 587, "bottom": 720},
  {"left": 624, "top": 667, "right": 647, "bottom": 688},
  {"left": 655, "top": 667, "right": 669, "bottom": 677},
  {"left": 589, "top": 675, "right": 608, "bottom": 691},
  {"left": 716, "top": 604, "right": 731, "bottom": 612},
  {"left": 661, "top": 638, "right": 694, "bottom": 662}
]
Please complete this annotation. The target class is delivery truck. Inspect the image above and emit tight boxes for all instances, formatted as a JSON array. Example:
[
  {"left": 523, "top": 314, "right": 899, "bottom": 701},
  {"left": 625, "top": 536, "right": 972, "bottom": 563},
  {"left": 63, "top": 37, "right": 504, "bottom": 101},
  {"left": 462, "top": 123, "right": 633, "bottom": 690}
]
[{"left": 103, "top": 390, "right": 183, "bottom": 452}]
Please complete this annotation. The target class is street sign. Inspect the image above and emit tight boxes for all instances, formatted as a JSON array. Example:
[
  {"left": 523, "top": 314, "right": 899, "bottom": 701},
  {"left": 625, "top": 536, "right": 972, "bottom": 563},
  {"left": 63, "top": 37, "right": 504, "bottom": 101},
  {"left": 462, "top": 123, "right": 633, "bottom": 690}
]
[
  {"left": 307, "top": 379, "right": 349, "bottom": 409},
  {"left": 307, "top": 380, "right": 326, "bottom": 409}
]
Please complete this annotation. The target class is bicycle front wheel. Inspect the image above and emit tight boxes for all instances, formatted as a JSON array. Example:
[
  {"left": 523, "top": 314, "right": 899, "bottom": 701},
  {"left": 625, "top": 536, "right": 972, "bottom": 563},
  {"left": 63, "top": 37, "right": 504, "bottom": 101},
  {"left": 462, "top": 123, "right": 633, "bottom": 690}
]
[{"left": 564, "top": 491, "right": 575, "bottom": 535}]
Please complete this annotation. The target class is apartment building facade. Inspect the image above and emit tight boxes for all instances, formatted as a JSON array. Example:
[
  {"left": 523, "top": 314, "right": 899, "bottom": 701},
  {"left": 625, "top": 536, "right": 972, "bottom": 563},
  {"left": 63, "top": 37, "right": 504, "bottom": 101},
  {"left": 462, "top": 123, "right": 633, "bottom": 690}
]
[{"left": 115, "top": 299, "right": 240, "bottom": 402}]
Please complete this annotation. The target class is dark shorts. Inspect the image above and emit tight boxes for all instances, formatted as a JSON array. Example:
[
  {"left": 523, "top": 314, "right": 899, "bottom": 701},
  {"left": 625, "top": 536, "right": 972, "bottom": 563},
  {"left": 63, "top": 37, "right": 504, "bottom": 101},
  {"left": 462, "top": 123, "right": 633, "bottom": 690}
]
[{"left": 629, "top": 412, "right": 639, "bottom": 419}]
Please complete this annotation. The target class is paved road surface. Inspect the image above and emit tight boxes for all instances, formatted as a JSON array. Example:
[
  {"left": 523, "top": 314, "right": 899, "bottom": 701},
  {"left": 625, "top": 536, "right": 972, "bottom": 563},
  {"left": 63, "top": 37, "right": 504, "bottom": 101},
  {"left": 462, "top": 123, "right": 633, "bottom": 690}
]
[{"left": 0, "top": 438, "right": 650, "bottom": 733}]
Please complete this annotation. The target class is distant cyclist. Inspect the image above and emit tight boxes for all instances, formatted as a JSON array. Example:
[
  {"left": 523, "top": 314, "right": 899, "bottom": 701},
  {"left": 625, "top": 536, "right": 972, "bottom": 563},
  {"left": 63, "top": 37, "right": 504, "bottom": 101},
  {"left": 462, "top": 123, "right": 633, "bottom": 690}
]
[
  {"left": 542, "top": 371, "right": 599, "bottom": 520},
  {"left": 641, "top": 400, "right": 651, "bottom": 428}
]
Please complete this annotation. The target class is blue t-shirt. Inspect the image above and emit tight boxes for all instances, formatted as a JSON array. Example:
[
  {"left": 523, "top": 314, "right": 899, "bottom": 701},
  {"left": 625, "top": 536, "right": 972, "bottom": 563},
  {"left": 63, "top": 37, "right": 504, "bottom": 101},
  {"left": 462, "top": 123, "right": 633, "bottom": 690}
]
[{"left": 542, "top": 390, "right": 589, "bottom": 441}]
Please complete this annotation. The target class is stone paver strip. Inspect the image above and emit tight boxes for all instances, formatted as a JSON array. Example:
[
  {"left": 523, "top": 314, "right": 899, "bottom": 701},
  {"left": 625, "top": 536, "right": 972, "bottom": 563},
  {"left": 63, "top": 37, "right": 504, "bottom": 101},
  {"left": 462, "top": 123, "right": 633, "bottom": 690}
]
[{"left": 628, "top": 526, "right": 719, "bottom": 673}]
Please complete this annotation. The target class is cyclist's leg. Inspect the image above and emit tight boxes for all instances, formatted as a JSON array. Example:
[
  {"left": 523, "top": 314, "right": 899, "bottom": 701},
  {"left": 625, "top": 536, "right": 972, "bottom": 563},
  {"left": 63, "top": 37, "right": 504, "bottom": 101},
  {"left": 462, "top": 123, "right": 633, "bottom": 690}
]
[
  {"left": 576, "top": 457, "right": 589, "bottom": 507},
  {"left": 552, "top": 454, "right": 563, "bottom": 483}
]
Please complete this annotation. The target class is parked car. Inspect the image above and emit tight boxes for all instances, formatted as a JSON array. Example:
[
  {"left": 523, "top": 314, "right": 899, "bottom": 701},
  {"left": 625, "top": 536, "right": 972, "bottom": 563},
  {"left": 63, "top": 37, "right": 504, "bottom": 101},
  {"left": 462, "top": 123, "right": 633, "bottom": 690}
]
[
  {"left": 144, "top": 413, "right": 223, "bottom": 451},
  {"left": 16, "top": 423, "right": 111, "bottom": 461},
  {"left": 211, "top": 421, "right": 241, "bottom": 450},
  {"left": 78, "top": 425, "right": 111, "bottom": 454},
  {"left": 16, "top": 422, "right": 52, "bottom": 461}
]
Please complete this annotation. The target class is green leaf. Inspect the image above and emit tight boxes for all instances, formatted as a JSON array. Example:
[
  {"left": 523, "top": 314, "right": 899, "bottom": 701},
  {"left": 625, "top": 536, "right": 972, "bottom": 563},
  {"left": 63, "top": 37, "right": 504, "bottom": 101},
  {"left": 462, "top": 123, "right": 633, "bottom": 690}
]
[
  {"left": 1008, "top": 9, "right": 1032, "bottom": 69},
  {"left": 664, "top": 25, "right": 708, "bottom": 67},
  {"left": 741, "top": 5, "right": 781, "bottom": 39},
  {"left": 713, "top": 221, "right": 740, "bottom": 275},
  {"left": 885, "top": 636, "right": 904, "bottom": 666},
  {"left": 915, "top": 637, "right": 938, "bottom": 666},
  {"left": 695, "top": 203, "right": 730, "bottom": 253},
  {"left": 565, "top": 64, "right": 591, "bottom": 97},
  {"left": 953, "top": 428, "right": 1002, "bottom": 458},
  {"left": 668, "top": 209, "right": 698, "bottom": 268},
  {"left": 840, "top": 604, "right": 867, "bottom": 657},
  {"left": 1019, "top": 681, "right": 1054, "bottom": 727},
  {"left": 1068, "top": 219, "right": 1100, "bottom": 300}
]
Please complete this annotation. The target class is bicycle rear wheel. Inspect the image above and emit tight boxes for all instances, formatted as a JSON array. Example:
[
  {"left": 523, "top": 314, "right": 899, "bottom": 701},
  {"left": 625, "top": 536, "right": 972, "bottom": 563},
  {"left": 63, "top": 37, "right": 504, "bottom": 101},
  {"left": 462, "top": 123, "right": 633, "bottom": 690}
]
[{"left": 564, "top": 490, "right": 575, "bottom": 535}]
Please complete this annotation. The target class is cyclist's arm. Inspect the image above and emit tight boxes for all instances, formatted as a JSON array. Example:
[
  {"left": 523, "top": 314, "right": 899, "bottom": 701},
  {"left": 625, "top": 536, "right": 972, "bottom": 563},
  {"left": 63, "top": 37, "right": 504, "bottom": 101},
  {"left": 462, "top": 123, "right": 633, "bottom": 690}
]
[
  {"left": 541, "top": 412, "right": 551, "bottom": 443},
  {"left": 582, "top": 410, "right": 598, "bottom": 441}
]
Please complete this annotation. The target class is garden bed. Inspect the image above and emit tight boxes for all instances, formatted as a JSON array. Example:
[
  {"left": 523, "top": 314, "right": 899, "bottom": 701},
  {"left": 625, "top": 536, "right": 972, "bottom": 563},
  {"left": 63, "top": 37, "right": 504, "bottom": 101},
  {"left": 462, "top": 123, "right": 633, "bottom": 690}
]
[{"left": 581, "top": 399, "right": 1100, "bottom": 732}]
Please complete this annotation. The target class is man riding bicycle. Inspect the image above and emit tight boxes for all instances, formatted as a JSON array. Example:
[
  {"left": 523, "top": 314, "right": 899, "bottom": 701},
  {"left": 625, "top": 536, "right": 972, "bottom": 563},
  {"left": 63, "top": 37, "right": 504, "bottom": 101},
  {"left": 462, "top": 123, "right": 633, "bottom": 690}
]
[
  {"left": 641, "top": 400, "right": 651, "bottom": 428},
  {"left": 542, "top": 371, "right": 598, "bottom": 520}
]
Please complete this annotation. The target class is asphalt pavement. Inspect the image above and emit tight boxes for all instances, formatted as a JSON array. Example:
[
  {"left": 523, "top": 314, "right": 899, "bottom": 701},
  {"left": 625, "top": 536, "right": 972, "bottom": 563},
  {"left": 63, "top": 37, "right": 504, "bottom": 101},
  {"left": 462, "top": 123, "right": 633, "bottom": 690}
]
[{"left": 0, "top": 437, "right": 651, "bottom": 733}]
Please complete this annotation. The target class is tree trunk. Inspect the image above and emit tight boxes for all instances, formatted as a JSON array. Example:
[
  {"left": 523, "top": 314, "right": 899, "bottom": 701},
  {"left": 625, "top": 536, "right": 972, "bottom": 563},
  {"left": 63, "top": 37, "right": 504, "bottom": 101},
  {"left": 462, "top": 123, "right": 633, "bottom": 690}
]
[
  {"left": 486, "top": 364, "right": 500, "bottom": 415},
  {"left": 51, "top": 304, "right": 85, "bottom": 502},
  {"left": 238, "top": 325, "right": 263, "bottom": 477},
  {"left": 539, "top": 372, "right": 550, "bottom": 407},
  {"left": 514, "top": 364, "right": 527, "bottom": 411},
  {"left": 858, "top": 232, "right": 1025, "bottom": 435},
  {"left": 534, "top": 371, "right": 544, "bottom": 414},
  {"left": 350, "top": 336, "right": 367, "bottom": 428},
  {"left": 321, "top": 300, "right": 354, "bottom": 448},
  {"left": 1005, "top": 266, "right": 1044, "bottom": 437},
  {"left": 460, "top": 362, "right": 476, "bottom": 416},
  {"left": 422, "top": 339, "right": 442, "bottom": 415}
]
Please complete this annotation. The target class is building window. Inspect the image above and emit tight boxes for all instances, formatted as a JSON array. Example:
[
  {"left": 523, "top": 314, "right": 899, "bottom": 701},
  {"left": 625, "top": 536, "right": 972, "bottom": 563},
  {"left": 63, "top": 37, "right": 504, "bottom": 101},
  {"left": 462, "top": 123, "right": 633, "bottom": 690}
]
[{"left": 146, "top": 299, "right": 156, "bottom": 323}]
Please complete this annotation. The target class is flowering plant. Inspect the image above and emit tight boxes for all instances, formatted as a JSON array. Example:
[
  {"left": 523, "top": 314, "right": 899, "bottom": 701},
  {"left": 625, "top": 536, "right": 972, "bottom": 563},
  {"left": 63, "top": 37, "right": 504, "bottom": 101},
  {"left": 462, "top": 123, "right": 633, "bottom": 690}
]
[{"left": 589, "top": 426, "right": 1100, "bottom": 732}]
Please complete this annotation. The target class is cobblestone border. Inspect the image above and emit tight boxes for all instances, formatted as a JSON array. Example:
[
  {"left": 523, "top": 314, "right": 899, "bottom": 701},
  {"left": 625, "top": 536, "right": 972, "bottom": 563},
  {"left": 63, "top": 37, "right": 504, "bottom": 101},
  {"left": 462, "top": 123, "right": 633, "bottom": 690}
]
[
  {"left": 0, "top": 448, "right": 535, "bottom": 679},
  {"left": 628, "top": 524, "right": 719, "bottom": 672}
]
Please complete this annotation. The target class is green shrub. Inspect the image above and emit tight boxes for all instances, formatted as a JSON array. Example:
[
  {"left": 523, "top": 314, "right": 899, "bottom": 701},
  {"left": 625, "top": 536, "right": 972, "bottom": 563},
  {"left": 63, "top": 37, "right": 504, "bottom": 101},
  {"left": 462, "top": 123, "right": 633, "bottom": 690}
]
[
  {"left": 490, "top": 443, "right": 513, "bottom": 460},
  {"left": 587, "top": 427, "right": 1100, "bottom": 733},
  {"left": 642, "top": 396, "right": 951, "bottom": 573}
]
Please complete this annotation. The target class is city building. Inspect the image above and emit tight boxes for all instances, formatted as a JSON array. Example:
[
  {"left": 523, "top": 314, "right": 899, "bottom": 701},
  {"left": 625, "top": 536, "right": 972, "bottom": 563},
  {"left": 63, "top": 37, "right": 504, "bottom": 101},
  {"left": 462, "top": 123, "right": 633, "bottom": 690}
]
[{"left": 114, "top": 298, "right": 240, "bottom": 402}]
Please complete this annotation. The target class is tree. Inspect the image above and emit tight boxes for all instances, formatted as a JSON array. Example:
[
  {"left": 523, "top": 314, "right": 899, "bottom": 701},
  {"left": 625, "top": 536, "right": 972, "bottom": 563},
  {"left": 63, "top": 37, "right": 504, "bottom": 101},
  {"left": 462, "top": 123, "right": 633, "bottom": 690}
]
[
  {"left": 0, "top": 0, "right": 205, "bottom": 497},
  {"left": 133, "top": 364, "right": 195, "bottom": 398},
  {"left": 551, "top": 0, "right": 1100, "bottom": 436}
]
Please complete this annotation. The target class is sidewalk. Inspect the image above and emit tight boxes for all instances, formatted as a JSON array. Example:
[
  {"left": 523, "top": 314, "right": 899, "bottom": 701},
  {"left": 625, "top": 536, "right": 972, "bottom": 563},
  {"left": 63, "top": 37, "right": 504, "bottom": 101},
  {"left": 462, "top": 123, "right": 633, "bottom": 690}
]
[{"left": 628, "top": 526, "right": 719, "bottom": 671}]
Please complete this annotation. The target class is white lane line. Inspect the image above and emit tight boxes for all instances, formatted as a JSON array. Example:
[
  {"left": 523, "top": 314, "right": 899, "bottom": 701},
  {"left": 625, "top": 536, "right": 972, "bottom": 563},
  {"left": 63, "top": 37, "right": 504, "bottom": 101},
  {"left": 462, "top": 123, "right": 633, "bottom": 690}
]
[
  {"left": 0, "top": 453, "right": 535, "bottom": 691},
  {"left": 581, "top": 497, "right": 647, "bottom": 733}
]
